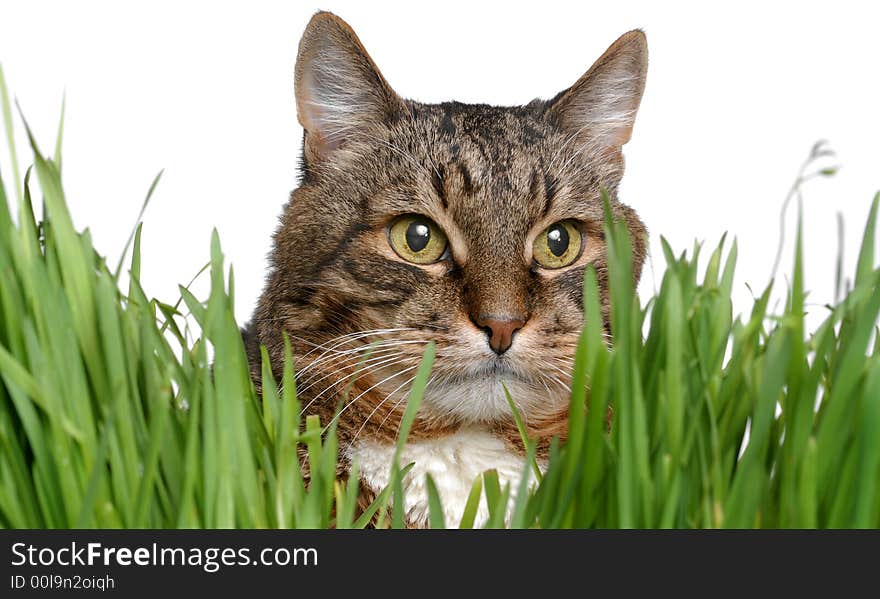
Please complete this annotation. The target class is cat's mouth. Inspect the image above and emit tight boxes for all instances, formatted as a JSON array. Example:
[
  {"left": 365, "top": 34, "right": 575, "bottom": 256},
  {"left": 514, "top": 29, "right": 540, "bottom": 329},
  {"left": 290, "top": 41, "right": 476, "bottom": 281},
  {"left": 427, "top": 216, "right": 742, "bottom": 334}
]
[
  {"left": 464, "top": 356, "right": 532, "bottom": 383},
  {"left": 371, "top": 336, "right": 568, "bottom": 422},
  {"left": 415, "top": 355, "right": 565, "bottom": 423}
]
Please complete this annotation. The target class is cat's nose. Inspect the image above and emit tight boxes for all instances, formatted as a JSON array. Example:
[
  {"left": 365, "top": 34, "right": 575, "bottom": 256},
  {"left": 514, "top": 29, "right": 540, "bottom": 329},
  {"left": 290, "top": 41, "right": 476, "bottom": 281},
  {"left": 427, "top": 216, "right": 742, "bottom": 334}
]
[{"left": 473, "top": 314, "right": 526, "bottom": 355}]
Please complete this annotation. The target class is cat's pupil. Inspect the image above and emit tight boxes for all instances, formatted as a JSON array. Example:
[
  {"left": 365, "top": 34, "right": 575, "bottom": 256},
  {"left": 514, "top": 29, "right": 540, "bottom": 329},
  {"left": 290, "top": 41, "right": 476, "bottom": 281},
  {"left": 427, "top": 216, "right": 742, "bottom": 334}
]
[
  {"left": 547, "top": 225, "right": 569, "bottom": 257},
  {"left": 406, "top": 221, "right": 431, "bottom": 252}
]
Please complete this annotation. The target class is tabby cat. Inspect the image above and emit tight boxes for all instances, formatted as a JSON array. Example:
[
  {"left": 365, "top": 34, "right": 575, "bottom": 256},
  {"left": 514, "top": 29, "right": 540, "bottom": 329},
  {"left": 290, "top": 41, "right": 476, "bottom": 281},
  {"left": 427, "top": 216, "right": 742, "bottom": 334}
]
[{"left": 242, "top": 11, "right": 648, "bottom": 527}]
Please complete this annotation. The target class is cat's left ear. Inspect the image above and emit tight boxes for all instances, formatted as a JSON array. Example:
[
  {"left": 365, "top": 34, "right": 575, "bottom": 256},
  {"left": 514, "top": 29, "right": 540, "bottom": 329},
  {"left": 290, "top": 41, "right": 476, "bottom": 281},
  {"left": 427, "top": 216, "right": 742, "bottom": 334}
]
[
  {"left": 294, "top": 12, "right": 404, "bottom": 162},
  {"left": 547, "top": 30, "right": 648, "bottom": 154}
]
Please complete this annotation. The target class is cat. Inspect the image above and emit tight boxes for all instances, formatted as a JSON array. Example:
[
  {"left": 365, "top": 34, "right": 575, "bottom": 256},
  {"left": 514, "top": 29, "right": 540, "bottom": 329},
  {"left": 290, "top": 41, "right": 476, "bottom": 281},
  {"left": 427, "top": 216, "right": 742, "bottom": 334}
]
[{"left": 242, "top": 11, "right": 648, "bottom": 527}]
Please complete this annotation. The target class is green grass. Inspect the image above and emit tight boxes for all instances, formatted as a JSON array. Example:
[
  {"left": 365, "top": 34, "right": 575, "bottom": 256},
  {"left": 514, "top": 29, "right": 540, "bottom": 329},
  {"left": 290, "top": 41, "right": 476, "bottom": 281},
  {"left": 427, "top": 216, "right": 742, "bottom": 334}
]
[{"left": 1, "top": 79, "right": 879, "bottom": 529}]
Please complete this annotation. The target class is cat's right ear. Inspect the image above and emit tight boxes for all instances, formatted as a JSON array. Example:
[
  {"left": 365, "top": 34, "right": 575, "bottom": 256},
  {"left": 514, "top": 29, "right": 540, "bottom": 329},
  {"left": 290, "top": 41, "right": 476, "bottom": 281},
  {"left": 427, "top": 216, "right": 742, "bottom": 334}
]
[
  {"left": 294, "top": 12, "right": 403, "bottom": 163},
  {"left": 547, "top": 30, "right": 648, "bottom": 157}
]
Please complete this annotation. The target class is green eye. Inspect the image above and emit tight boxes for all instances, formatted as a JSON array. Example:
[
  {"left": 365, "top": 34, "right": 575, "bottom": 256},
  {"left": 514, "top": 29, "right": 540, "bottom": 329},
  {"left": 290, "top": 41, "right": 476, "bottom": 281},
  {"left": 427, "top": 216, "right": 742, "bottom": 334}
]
[
  {"left": 533, "top": 220, "right": 582, "bottom": 269},
  {"left": 388, "top": 215, "right": 448, "bottom": 264}
]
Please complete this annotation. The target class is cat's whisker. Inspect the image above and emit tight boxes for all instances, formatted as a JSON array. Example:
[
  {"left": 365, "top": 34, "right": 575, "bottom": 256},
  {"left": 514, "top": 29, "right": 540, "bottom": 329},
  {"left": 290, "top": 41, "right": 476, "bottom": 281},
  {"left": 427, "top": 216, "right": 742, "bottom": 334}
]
[
  {"left": 349, "top": 373, "right": 419, "bottom": 446},
  {"left": 545, "top": 368, "right": 573, "bottom": 393},
  {"left": 296, "top": 326, "right": 415, "bottom": 351},
  {"left": 296, "top": 350, "right": 404, "bottom": 396},
  {"left": 293, "top": 327, "right": 418, "bottom": 363},
  {"left": 551, "top": 377, "right": 572, "bottom": 395},
  {"left": 324, "top": 363, "right": 421, "bottom": 434},
  {"left": 537, "top": 374, "right": 551, "bottom": 396},
  {"left": 375, "top": 367, "right": 446, "bottom": 434},
  {"left": 307, "top": 328, "right": 423, "bottom": 354},
  {"left": 299, "top": 351, "right": 411, "bottom": 415},
  {"left": 547, "top": 358, "right": 576, "bottom": 373},
  {"left": 388, "top": 373, "right": 440, "bottom": 439},
  {"left": 550, "top": 375, "right": 568, "bottom": 394},
  {"left": 546, "top": 362, "right": 574, "bottom": 379},
  {"left": 375, "top": 389, "right": 410, "bottom": 432},
  {"left": 295, "top": 338, "right": 419, "bottom": 376},
  {"left": 296, "top": 339, "right": 429, "bottom": 384},
  {"left": 284, "top": 332, "right": 385, "bottom": 369},
  {"left": 295, "top": 334, "right": 424, "bottom": 377},
  {"left": 300, "top": 354, "right": 415, "bottom": 416},
  {"left": 295, "top": 344, "right": 406, "bottom": 385}
]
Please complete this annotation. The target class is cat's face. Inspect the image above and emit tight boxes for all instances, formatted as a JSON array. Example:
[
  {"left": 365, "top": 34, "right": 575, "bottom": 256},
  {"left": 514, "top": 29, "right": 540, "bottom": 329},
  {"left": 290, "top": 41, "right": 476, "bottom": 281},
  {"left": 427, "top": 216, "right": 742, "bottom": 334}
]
[{"left": 247, "top": 12, "right": 647, "bottom": 434}]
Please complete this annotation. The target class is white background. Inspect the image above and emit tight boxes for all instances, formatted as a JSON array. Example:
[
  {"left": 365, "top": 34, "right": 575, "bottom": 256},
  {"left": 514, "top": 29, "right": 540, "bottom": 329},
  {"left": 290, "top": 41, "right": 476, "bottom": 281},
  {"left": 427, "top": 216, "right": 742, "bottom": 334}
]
[{"left": 1, "top": 1, "right": 878, "bottom": 329}]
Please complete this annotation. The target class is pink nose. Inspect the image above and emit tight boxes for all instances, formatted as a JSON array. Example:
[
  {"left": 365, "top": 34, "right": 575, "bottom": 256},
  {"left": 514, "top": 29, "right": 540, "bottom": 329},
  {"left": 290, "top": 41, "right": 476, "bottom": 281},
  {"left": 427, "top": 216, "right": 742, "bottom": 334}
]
[{"left": 474, "top": 315, "right": 526, "bottom": 355}]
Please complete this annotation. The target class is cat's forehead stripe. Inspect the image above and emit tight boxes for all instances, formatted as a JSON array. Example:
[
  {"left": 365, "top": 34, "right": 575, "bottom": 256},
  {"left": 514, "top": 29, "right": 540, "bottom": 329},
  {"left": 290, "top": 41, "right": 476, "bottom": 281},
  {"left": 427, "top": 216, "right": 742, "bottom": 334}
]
[
  {"left": 542, "top": 172, "right": 558, "bottom": 217},
  {"left": 431, "top": 164, "right": 448, "bottom": 210},
  {"left": 456, "top": 163, "right": 474, "bottom": 196}
]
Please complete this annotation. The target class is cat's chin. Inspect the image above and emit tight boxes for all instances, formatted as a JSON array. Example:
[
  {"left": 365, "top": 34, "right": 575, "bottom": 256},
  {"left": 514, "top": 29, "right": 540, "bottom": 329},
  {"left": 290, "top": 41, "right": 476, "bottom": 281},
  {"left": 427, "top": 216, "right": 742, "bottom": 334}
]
[{"left": 419, "top": 362, "right": 566, "bottom": 424}]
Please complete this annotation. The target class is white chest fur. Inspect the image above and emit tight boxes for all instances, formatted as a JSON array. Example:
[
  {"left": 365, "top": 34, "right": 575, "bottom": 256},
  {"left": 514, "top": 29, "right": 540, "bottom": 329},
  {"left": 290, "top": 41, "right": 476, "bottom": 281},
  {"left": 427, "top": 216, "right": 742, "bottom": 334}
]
[{"left": 348, "top": 427, "right": 536, "bottom": 527}]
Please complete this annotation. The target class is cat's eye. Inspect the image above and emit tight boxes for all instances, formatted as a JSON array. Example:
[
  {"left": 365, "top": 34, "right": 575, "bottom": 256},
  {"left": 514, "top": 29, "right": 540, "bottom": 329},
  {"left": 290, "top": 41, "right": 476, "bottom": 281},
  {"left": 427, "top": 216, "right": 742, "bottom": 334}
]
[
  {"left": 532, "top": 220, "right": 583, "bottom": 269},
  {"left": 388, "top": 215, "right": 448, "bottom": 264}
]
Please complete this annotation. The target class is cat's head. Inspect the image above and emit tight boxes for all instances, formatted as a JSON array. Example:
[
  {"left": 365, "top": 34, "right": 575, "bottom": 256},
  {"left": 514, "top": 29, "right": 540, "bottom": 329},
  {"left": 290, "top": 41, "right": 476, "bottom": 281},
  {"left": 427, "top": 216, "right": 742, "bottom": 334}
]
[{"left": 249, "top": 12, "right": 648, "bottom": 432}]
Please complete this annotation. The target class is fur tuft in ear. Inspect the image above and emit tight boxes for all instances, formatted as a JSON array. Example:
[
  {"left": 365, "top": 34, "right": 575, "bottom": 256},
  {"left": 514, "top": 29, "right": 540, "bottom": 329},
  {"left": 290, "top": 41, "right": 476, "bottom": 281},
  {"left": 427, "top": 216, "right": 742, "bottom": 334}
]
[
  {"left": 294, "top": 12, "right": 402, "bottom": 161},
  {"left": 549, "top": 30, "right": 648, "bottom": 154}
]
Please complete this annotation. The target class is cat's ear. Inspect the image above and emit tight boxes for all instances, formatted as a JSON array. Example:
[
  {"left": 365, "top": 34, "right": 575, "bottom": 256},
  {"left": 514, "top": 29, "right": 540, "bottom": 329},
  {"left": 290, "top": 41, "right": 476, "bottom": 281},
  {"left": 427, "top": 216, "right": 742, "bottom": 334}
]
[
  {"left": 547, "top": 30, "right": 648, "bottom": 154},
  {"left": 295, "top": 12, "right": 403, "bottom": 162}
]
